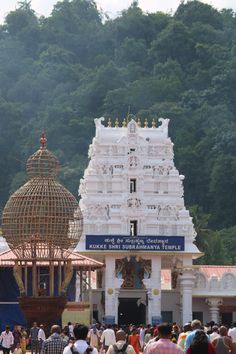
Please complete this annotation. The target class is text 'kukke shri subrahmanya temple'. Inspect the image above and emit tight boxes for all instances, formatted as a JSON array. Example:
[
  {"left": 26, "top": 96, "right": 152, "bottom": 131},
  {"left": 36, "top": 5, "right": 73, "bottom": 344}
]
[{"left": 1, "top": 117, "right": 236, "bottom": 328}]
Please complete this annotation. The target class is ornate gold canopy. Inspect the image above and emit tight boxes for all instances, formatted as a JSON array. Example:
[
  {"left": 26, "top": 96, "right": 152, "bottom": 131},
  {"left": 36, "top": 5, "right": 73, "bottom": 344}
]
[{"left": 1, "top": 133, "right": 83, "bottom": 259}]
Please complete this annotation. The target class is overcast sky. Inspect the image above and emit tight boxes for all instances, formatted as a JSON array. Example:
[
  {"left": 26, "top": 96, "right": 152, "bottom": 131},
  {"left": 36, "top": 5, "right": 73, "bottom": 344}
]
[{"left": 0, "top": 0, "right": 235, "bottom": 24}]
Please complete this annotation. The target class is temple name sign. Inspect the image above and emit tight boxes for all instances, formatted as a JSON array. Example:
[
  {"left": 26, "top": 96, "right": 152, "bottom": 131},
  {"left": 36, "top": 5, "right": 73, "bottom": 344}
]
[{"left": 86, "top": 235, "right": 185, "bottom": 251}]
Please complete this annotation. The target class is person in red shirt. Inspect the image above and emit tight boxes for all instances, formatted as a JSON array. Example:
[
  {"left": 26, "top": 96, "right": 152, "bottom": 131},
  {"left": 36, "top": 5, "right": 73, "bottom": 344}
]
[{"left": 128, "top": 327, "right": 140, "bottom": 354}]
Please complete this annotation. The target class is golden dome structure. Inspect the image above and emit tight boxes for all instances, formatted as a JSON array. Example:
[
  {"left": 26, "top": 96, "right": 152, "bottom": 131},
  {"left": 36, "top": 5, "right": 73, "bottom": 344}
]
[{"left": 2, "top": 133, "right": 83, "bottom": 259}]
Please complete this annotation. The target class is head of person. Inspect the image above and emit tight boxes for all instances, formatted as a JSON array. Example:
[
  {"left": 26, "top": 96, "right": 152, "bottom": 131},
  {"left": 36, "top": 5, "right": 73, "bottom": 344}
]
[
  {"left": 116, "top": 330, "right": 126, "bottom": 342},
  {"left": 33, "top": 322, "right": 37, "bottom": 328},
  {"left": 5, "top": 325, "right": 10, "bottom": 333},
  {"left": 191, "top": 320, "right": 202, "bottom": 331},
  {"left": 92, "top": 324, "right": 97, "bottom": 334},
  {"left": 131, "top": 327, "right": 137, "bottom": 335},
  {"left": 212, "top": 325, "right": 218, "bottom": 333},
  {"left": 107, "top": 324, "right": 112, "bottom": 329},
  {"left": 183, "top": 323, "right": 192, "bottom": 332},
  {"left": 157, "top": 323, "right": 172, "bottom": 339},
  {"left": 150, "top": 327, "right": 155, "bottom": 337},
  {"left": 51, "top": 325, "right": 61, "bottom": 335},
  {"left": 40, "top": 324, "right": 44, "bottom": 329},
  {"left": 73, "top": 325, "right": 88, "bottom": 341},
  {"left": 190, "top": 330, "right": 208, "bottom": 354},
  {"left": 219, "top": 326, "right": 228, "bottom": 337},
  {"left": 172, "top": 325, "right": 179, "bottom": 333}
]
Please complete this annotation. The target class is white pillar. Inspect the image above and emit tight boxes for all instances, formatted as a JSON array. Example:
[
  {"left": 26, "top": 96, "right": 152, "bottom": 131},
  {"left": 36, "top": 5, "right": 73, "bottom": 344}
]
[
  {"left": 75, "top": 272, "right": 80, "bottom": 302},
  {"left": 179, "top": 268, "right": 195, "bottom": 324},
  {"left": 206, "top": 298, "right": 223, "bottom": 324},
  {"left": 105, "top": 255, "right": 116, "bottom": 324},
  {"left": 114, "top": 289, "right": 120, "bottom": 324},
  {"left": 144, "top": 256, "right": 161, "bottom": 325}
]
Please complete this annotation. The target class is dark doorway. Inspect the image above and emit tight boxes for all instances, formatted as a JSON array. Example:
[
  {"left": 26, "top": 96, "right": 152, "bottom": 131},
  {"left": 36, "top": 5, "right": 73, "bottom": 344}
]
[
  {"left": 192, "top": 312, "right": 203, "bottom": 323},
  {"left": 161, "top": 311, "right": 173, "bottom": 323},
  {"left": 118, "top": 298, "right": 146, "bottom": 325},
  {"left": 221, "top": 312, "right": 232, "bottom": 326}
]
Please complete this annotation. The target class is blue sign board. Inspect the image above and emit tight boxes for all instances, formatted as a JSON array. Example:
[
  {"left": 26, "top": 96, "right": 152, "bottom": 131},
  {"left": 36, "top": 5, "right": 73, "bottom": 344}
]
[
  {"left": 104, "top": 316, "right": 115, "bottom": 325},
  {"left": 152, "top": 316, "right": 162, "bottom": 325},
  {"left": 86, "top": 235, "right": 185, "bottom": 252}
]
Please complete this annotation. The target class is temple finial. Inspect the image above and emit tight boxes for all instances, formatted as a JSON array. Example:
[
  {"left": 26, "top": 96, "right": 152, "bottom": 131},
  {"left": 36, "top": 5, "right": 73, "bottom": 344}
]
[
  {"left": 122, "top": 118, "right": 127, "bottom": 128},
  {"left": 144, "top": 118, "right": 148, "bottom": 128},
  {"left": 108, "top": 118, "right": 112, "bottom": 127},
  {"left": 40, "top": 131, "right": 47, "bottom": 149},
  {"left": 152, "top": 118, "right": 156, "bottom": 128},
  {"left": 137, "top": 118, "right": 141, "bottom": 127},
  {"left": 115, "top": 118, "right": 119, "bottom": 128}
]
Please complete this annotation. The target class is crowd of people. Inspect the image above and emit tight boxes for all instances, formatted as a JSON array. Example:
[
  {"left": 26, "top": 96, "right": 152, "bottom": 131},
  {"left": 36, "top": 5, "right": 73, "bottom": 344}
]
[{"left": 0, "top": 320, "right": 236, "bottom": 354}]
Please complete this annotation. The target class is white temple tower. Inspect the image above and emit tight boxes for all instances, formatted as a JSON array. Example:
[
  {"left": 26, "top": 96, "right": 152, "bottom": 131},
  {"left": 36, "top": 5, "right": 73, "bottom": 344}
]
[{"left": 77, "top": 117, "right": 201, "bottom": 325}]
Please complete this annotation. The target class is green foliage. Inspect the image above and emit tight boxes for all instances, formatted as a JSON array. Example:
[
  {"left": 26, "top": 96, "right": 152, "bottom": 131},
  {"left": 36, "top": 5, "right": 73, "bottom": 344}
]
[
  {"left": 190, "top": 205, "right": 228, "bottom": 265},
  {"left": 218, "top": 227, "right": 236, "bottom": 264},
  {"left": 175, "top": 1, "right": 223, "bottom": 29},
  {"left": 0, "top": 0, "right": 236, "bottom": 264},
  {"left": 150, "top": 21, "right": 195, "bottom": 65}
]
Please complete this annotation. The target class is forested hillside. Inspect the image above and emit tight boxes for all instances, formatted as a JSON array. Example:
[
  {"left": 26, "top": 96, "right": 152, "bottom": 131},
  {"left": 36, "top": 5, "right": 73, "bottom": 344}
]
[{"left": 0, "top": 0, "right": 236, "bottom": 264}]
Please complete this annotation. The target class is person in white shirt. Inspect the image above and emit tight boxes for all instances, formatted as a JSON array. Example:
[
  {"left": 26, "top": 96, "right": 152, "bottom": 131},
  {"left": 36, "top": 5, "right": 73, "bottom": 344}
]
[
  {"left": 68, "top": 322, "right": 74, "bottom": 339},
  {"left": 229, "top": 323, "right": 236, "bottom": 342},
  {"left": 0, "top": 325, "right": 14, "bottom": 354},
  {"left": 101, "top": 325, "right": 116, "bottom": 353},
  {"left": 228, "top": 323, "right": 236, "bottom": 354},
  {"left": 139, "top": 325, "right": 145, "bottom": 351},
  {"left": 63, "top": 325, "right": 98, "bottom": 354},
  {"left": 38, "top": 324, "right": 46, "bottom": 352},
  {"left": 209, "top": 326, "right": 219, "bottom": 342},
  {"left": 107, "top": 330, "right": 135, "bottom": 354}
]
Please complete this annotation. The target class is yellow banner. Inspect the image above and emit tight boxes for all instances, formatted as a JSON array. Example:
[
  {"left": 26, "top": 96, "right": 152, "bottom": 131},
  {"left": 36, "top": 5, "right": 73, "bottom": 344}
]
[{"left": 62, "top": 302, "right": 91, "bottom": 327}]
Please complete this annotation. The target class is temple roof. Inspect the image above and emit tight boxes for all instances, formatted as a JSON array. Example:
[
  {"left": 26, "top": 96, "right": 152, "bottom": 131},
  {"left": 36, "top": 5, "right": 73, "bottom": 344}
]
[
  {"left": 0, "top": 248, "right": 103, "bottom": 270},
  {"left": 198, "top": 265, "right": 236, "bottom": 278},
  {"left": 161, "top": 266, "right": 236, "bottom": 290}
]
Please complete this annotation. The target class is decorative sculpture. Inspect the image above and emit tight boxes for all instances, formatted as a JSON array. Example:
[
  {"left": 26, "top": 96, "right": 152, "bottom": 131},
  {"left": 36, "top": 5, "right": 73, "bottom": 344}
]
[
  {"left": 13, "top": 264, "right": 26, "bottom": 296},
  {"left": 61, "top": 261, "right": 74, "bottom": 295}
]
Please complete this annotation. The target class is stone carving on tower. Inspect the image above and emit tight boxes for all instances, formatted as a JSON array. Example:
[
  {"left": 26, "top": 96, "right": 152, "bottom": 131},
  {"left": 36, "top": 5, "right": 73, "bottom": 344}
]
[
  {"left": 78, "top": 117, "right": 199, "bottom": 248},
  {"left": 115, "top": 257, "right": 151, "bottom": 289},
  {"left": 77, "top": 116, "right": 201, "bottom": 324}
]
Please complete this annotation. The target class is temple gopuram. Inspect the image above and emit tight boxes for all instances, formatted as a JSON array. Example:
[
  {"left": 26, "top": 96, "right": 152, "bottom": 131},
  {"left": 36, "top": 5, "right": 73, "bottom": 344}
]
[{"left": 76, "top": 117, "right": 236, "bottom": 326}]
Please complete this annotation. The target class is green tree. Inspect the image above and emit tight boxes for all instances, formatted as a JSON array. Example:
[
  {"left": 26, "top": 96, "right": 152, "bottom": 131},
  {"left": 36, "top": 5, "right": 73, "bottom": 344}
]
[
  {"left": 209, "top": 155, "right": 236, "bottom": 228},
  {"left": 149, "top": 21, "right": 195, "bottom": 65},
  {"left": 175, "top": 0, "right": 223, "bottom": 29},
  {"left": 4, "top": 1, "right": 40, "bottom": 55}
]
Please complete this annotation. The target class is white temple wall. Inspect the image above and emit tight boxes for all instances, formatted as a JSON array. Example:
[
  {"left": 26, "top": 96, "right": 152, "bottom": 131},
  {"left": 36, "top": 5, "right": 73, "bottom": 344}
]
[
  {"left": 91, "top": 289, "right": 104, "bottom": 323},
  {"left": 161, "top": 290, "right": 181, "bottom": 323},
  {"left": 192, "top": 298, "right": 211, "bottom": 324}
]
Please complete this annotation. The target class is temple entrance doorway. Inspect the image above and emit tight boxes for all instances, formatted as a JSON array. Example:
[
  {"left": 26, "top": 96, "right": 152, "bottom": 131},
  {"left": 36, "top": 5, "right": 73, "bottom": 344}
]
[
  {"left": 118, "top": 298, "right": 146, "bottom": 325},
  {"left": 221, "top": 312, "right": 232, "bottom": 326}
]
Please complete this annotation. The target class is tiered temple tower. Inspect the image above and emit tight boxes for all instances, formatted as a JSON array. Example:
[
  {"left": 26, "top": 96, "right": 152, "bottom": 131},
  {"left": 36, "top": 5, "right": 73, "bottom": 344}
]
[{"left": 77, "top": 117, "right": 201, "bottom": 325}]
